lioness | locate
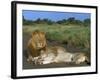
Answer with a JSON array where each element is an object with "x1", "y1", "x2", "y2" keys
[
  {"x1": 27, "y1": 30, "x2": 47, "y2": 63},
  {"x1": 34, "y1": 46, "x2": 73, "y2": 64},
  {"x1": 72, "y1": 52, "x2": 90, "y2": 64},
  {"x1": 34, "y1": 46, "x2": 90, "y2": 65}
]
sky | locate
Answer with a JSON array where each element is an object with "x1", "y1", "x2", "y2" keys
[{"x1": 22, "y1": 10, "x2": 90, "y2": 21}]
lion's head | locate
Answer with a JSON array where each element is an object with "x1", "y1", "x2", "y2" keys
[
  {"x1": 31, "y1": 30, "x2": 47, "y2": 49},
  {"x1": 27, "y1": 30, "x2": 47, "y2": 61}
]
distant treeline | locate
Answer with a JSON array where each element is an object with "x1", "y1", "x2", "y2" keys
[{"x1": 23, "y1": 16, "x2": 90, "y2": 27}]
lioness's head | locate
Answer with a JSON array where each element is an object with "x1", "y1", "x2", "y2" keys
[{"x1": 32, "y1": 30, "x2": 47, "y2": 49}]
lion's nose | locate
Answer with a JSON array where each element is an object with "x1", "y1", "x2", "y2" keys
[{"x1": 37, "y1": 43, "x2": 42, "y2": 47}]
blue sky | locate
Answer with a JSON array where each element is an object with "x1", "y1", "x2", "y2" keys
[{"x1": 22, "y1": 10, "x2": 90, "y2": 21}]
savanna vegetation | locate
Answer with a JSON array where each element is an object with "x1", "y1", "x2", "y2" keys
[{"x1": 23, "y1": 16, "x2": 90, "y2": 53}]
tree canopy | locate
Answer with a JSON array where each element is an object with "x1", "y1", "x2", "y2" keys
[{"x1": 23, "y1": 16, "x2": 90, "y2": 27}]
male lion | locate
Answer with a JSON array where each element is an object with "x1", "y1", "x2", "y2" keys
[{"x1": 27, "y1": 30, "x2": 47, "y2": 63}]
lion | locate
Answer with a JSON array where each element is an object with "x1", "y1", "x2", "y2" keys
[
  {"x1": 34, "y1": 46, "x2": 73, "y2": 64},
  {"x1": 31, "y1": 46, "x2": 66, "y2": 64},
  {"x1": 27, "y1": 30, "x2": 47, "y2": 63},
  {"x1": 72, "y1": 52, "x2": 90, "y2": 64},
  {"x1": 34, "y1": 46, "x2": 90, "y2": 65}
]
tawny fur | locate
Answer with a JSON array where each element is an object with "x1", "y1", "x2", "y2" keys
[
  {"x1": 27, "y1": 30, "x2": 47, "y2": 63},
  {"x1": 34, "y1": 46, "x2": 89, "y2": 65}
]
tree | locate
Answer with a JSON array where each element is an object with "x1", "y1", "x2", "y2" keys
[
  {"x1": 74, "y1": 20, "x2": 83, "y2": 25},
  {"x1": 43, "y1": 19, "x2": 54, "y2": 25},
  {"x1": 83, "y1": 18, "x2": 90, "y2": 27},
  {"x1": 67, "y1": 17, "x2": 75, "y2": 24},
  {"x1": 34, "y1": 18, "x2": 41, "y2": 23},
  {"x1": 57, "y1": 19, "x2": 67, "y2": 24},
  {"x1": 23, "y1": 16, "x2": 33, "y2": 25}
]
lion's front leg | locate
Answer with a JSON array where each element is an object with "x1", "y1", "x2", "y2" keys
[{"x1": 27, "y1": 55, "x2": 33, "y2": 64}]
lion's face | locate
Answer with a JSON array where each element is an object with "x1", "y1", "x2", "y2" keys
[{"x1": 32, "y1": 30, "x2": 47, "y2": 49}]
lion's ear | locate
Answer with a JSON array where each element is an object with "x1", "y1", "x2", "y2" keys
[
  {"x1": 31, "y1": 31, "x2": 36, "y2": 37},
  {"x1": 31, "y1": 31, "x2": 35, "y2": 37},
  {"x1": 41, "y1": 31, "x2": 46, "y2": 35},
  {"x1": 31, "y1": 30, "x2": 39, "y2": 37}
]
